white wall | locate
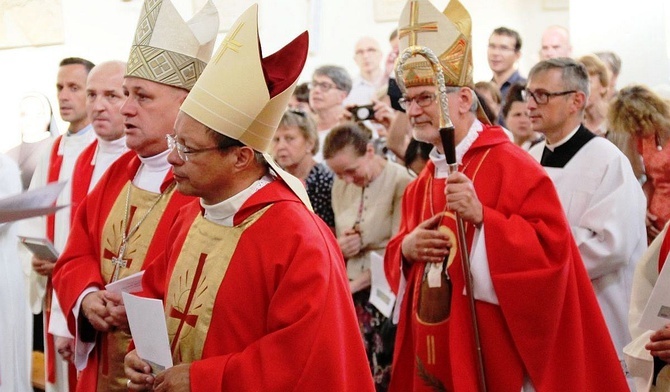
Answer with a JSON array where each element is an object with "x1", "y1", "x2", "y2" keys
[{"x1": 1, "y1": 0, "x2": 667, "y2": 152}]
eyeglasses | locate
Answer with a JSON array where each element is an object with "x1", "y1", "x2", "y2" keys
[
  {"x1": 309, "y1": 81, "x2": 339, "y2": 92},
  {"x1": 398, "y1": 93, "x2": 438, "y2": 110},
  {"x1": 166, "y1": 134, "x2": 221, "y2": 162},
  {"x1": 522, "y1": 89, "x2": 577, "y2": 105}
]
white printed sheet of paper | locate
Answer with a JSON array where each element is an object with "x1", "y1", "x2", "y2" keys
[
  {"x1": 640, "y1": 262, "x2": 670, "y2": 331},
  {"x1": 122, "y1": 292, "x2": 173, "y2": 373},
  {"x1": 0, "y1": 181, "x2": 67, "y2": 223},
  {"x1": 105, "y1": 271, "x2": 145, "y2": 294},
  {"x1": 368, "y1": 251, "x2": 396, "y2": 318}
]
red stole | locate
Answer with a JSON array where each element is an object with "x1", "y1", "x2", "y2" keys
[
  {"x1": 70, "y1": 140, "x2": 98, "y2": 220},
  {"x1": 44, "y1": 136, "x2": 78, "y2": 391}
]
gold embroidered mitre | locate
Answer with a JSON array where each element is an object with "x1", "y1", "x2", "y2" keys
[
  {"x1": 180, "y1": 4, "x2": 313, "y2": 210},
  {"x1": 396, "y1": 0, "x2": 473, "y2": 89},
  {"x1": 126, "y1": 0, "x2": 219, "y2": 91},
  {"x1": 181, "y1": 4, "x2": 308, "y2": 153}
]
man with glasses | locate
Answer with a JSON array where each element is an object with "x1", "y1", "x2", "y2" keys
[
  {"x1": 385, "y1": 1, "x2": 628, "y2": 390},
  {"x1": 124, "y1": 5, "x2": 374, "y2": 391},
  {"x1": 308, "y1": 65, "x2": 352, "y2": 162},
  {"x1": 51, "y1": 1, "x2": 218, "y2": 390},
  {"x1": 527, "y1": 57, "x2": 646, "y2": 389}
]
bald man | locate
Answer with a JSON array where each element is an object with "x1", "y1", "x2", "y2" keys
[
  {"x1": 540, "y1": 25, "x2": 572, "y2": 60},
  {"x1": 344, "y1": 36, "x2": 385, "y2": 106}
]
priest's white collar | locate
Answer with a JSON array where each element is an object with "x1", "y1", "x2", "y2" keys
[
  {"x1": 98, "y1": 136, "x2": 127, "y2": 153},
  {"x1": 133, "y1": 149, "x2": 171, "y2": 192},
  {"x1": 66, "y1": 124, "x2": 93, "y2": 137},
  {"x1": 545, "y1": 125, "x2": 580, "y2": 152},
  {"x1": 90, "y1": 136, "x2": 127, "y2": 164},
  {"x1": 202, "y1": 173, "x2": 275, "y2": 227},
  {"x1": 429, "y1": 119, "x2": 483, "y2": 179}
]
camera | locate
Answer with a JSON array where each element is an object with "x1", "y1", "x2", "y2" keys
[{"x1": 348, "y1": 104, "x2": 375, "y2": 122}]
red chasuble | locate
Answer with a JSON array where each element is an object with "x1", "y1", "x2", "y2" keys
[
  {"x1": 385, "y1": 126, "x2": 629, "y2": 391},
  {"x1": 52, "y1": 150, "x2": 195, "y2": 391},
  {"x1": 140, "y1": 179, "x2": 375, "y2": 392}
]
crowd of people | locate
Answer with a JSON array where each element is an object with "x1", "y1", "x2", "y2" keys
[{"x1": 2, "y1": 0, "x2": 670, "y2": 391}]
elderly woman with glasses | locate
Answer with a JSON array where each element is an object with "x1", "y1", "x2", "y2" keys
[
  {"x1": 271, "y1": 110, "x2": 335, "y2": 230},
  {"x1": 324, "y1": 122, "x2": 412, "y2": 390}
]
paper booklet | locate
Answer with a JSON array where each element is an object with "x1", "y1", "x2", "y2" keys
[
  {"x1": 123, "y1": 292, "x2": 173, "y2": 374},
  {"x1": 105, "y1": 271, "x2": 145, "y2": 294},
  {"x1": 18, "y1": 236, "x2": 59, "y2": 261},
  {"x1": 0, "y1": 181, "x2": 68, "y2": 223},
  {"x1": 640, "y1": 260, "x2": 670, "y2": 331}
]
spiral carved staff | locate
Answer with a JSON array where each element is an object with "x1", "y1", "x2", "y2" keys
[{"x1": 395, "y1": 45, "x2": 487, "y2": 392}]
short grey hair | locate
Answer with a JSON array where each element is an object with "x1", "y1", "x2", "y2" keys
[
  {"x1": 313, "y1": 65, "x2": 352, "y2": 94},
  {"x1": 444, "y1": 86, "x2": 478, "y2": 113},
  {"x1": 528, "y1": 57, "x2": 590, "y2": 101}
]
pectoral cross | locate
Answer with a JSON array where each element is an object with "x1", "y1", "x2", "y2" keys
[
  {"x1": 398, "y1": 1, "x2": 438, "y2": 47},
  {"x1": 110, "y1": 246, "x2": 128, "y2": 283},
  {"x1": 170, "y1": 252, "x2": 208, "y2": 353}
]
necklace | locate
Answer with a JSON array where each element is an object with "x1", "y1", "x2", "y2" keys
[{"x1": 110, "y1": 178, "x2": 176, "y2": 282}]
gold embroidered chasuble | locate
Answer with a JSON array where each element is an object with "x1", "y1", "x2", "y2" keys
[
  {"x1": 166, "y1": 206, "x2": 269, "y2": 364},
  {"x1": 96, "y1": 182, "x2": 177, "y2": 391}
]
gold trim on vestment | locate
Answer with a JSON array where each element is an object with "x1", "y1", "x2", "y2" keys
[
  {"x1": 166, "y1": 205, "x2": 270, "y2": 364},
  {"x1": 97, "y1": 181, "x2": 178, "y2": 390}
]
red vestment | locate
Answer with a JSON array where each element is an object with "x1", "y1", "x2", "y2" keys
[
  {"x1": 70, "y1": 140, "x2": 98, "y2": 217},
  {"x1": 140, "y1": 179, "x2": 375, "y2": 391},
  {"x1": 53, "y1": 151, "x2": 194, "y2": 391},
  {"x1": 385, "y1": 126, "x2": 628, "y2": 391}
]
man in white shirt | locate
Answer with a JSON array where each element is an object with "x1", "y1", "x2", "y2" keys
[
  {"x1": 527, "y1": 57, "x2": 647, "y2": 389},
  {"x1": 344, "y1": 36, "x2": 385, "y2": 106}
]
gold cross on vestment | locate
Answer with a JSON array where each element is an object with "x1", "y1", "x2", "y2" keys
[
  {"x1": 214, "y1": 22, "x2": 244, "y2": 64},
  {"x1": 170, "y1": 252, "x2": 208, "y2": 353},
  {"x1": 398, "y1": 1, "x2": 438, "y2": 47}
]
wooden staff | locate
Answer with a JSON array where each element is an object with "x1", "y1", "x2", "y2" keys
[{"x1": 396, "y1": 45, "x2": 487, "y2": 392}]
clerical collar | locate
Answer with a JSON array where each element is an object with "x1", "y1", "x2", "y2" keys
[
  {"x1": 202, "y1": 174, "x2": 275, "y2": 227},
  {"x1": 66, "y1": 124, "x2": 93, "y2": 137},
  {"x1": 98, "y1": 136, "x2": 127, "y2": 154},
  {"x1": 429, "y1": 119, "x2": 483, "y2": 179},
  {"x1": 134, "y1": 149, "x2": 171, "y2": 192},
  {"x1": 138, "y1": 149, "x2": 171, "y2": 172},
  {"x1": 90, "y1": 136, "x2": 128, "y2": 165},
  {"x1": 540, "y1": 125, "x2": 596, "y2": 168},
  {"x1": 544, "y1": 125, "x2": 580, "y2": 151}
]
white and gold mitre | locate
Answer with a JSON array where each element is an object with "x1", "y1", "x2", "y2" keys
[
  {"x1": 180, "y1": 4, "x2": 308, "y2": 153},
  {"x1": 397, "y1": 0, "x2": 473, "y2": 88},
  {"x1": 126, "y1": 0, "x2": 219, "y2": 91}
]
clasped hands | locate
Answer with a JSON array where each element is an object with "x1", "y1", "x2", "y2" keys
[
  {"x1": 125, "y1": 350, "x2": 191, "y2": 392},
  {"x1": 402, "y1": 172, "x2": 483, "y2": 264},
  {"x1": 81, "y1": 290, "x2": 129, "y2": 333}
]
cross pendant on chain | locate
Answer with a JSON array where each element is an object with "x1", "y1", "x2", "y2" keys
[{"x1": 110, "y1": 243, "x2": 128, "y2": 282}]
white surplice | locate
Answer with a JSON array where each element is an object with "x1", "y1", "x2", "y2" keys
[
  {"x1": 530, "y1": 134, "x2": 647, "y2": 390},
  {"x1": 0, "y1": 154, "x2": 31, "y2": 391}
]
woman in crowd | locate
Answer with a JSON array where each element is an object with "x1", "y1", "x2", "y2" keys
[
  {"x1": 504, "y1": 83, "x2": 543, "y2": 150},
  {"x1": 324, "y1": 122, "x2": 412, "y2": 391},
  {"x1": 272, "y1": 110, "x2": 335, "y2": 230},
  {"x1": 608, "y1": 85, "x2": 670, "y2": 242},
  {"x1": 579, "y1": 54, "x2": 611, "y2": 136}
]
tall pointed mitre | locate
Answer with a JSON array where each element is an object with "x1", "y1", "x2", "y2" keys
[
  {"x1": 126, "y1": 0, "x2": 219, "y2": 91},
  {"x1": 396, "y1": 0, "x2": 473, "y2": 89},
  {"x1": 181, "y1": 4, "x2": 312, "y2": 208}
]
